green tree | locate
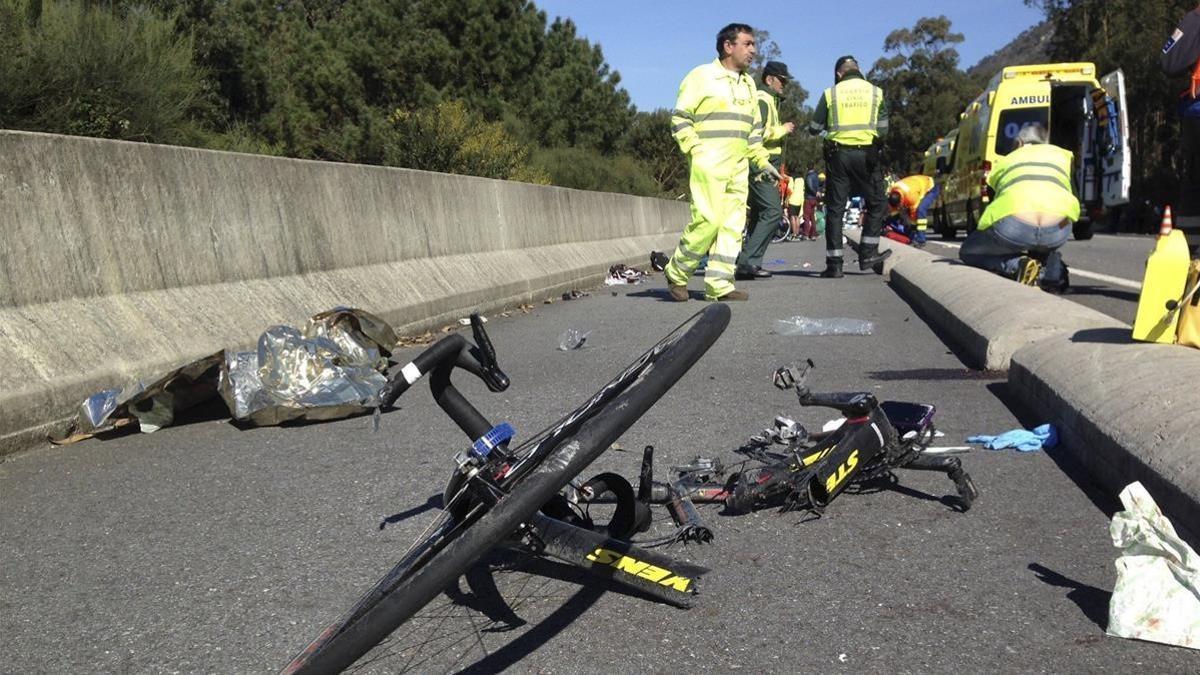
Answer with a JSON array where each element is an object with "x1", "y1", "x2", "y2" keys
[
  {"x1": 868, "y1": 16, "x2": 976, "y2": 173},
  {"x1": 0, "y1": 0, "x2": 210, "y2": 143},
  {"x1": 618, "y1": 109, "x2": 688, "y2": 198},
  {"x1": 514, "y1": 17, "x2": 633, "y2": 152},
  {"x1": 385, "y1": 100, "x2": 548, "y2": 183},
  {"x1": 1026, "y1": 0, "x2": 1196, "y2": 206}
]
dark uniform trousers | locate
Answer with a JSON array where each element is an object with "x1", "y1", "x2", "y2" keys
[
  {"x1": 1178, "y1": 116, "x2": 1200, "y2": 249},
  {"x1": 737, "y1": 156, "x2": 784, "y2": 271},
  {"x1": 823, "y1": 143, "x2": 886, "y2": 268}
]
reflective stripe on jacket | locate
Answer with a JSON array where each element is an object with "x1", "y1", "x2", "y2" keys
[
  {"x1": 822, "y1": 78, "x2": 883, "y2": 146},
  {"x1": 671, "y1": 60, "x2": 770, "y2": 176},
  {"x1": 978, "y1": 143, "x2": 1080, "y2": 230}
]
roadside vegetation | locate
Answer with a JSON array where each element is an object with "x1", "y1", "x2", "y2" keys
[{"x1": 0, "y1": 0, "x2": 1192, "y2": 205}]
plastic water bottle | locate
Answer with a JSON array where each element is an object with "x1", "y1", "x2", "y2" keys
[
  {"x1": 774, "y1": 317, "x2": 874, "y2": 336},
  {"x1": 558, "y1": 329, "x2": 592, "y2": 350}
]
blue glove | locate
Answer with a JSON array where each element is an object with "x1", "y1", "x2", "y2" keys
[{"x1": 967, "y1": 424, "x2": 1058, "y2": 452}]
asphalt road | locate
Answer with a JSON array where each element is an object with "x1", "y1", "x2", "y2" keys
[
  {"x1": 922, "y1": 233, "x2": 1153, "y2": 325},
  {"x1": 3, "y1": 238, "x2": 1197, "y2": 673}
]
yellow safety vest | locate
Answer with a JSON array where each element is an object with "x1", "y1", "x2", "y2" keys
[
  {"x1": 822, "y1": 78, "x2": 883, "y2": 146},
  {"x1": 756, "y1": 89, "x2": 786, "y2": 159},
  {"x1": 978, "y1": 143, "x2": 1080, "y2": 230},
  {"x1": 671, "y1": 60, "x2": 770, "y2": 177}
]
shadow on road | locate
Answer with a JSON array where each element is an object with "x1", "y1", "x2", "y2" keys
[
  {"x1": 625, "y1": 288, "x2": 698, "y2": 302},
  {"x1": 983, "y1": 382, "x2": 1120, "y2": 518},
  {"x1": 1028, "y1": 563, "x2": 1111, "y2": 631},
  {"x1": 378, "y1": 493, "x2": 443, "y2": 529},
  {"x1": 868, "y1": 367, "x2": 1005, "y2": 382},
  {"x1": 1069, "y1": 327, "x2": 1135, "y2": 345},
  {"x1": 357, "y1": 546, "x2": 687, "y2": 674},
  {"x1": 1066, "y1": 285, "x2": 1140, "y2": 303},
  {"x1": 889, "y1": 281, "x2": 984, "y2": 369}
]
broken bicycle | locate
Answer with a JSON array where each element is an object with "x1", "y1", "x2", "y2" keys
[{"x1": 281, "y1": 305, "x2": 730, "y2": 673}]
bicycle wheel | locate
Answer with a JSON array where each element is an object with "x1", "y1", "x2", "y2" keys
[
  {"x1": 282, "y1": 304, "x2": 730, "y2": 673},
  {"x1": 771, "y1": 217, "x2": 791, "y2": 244}
]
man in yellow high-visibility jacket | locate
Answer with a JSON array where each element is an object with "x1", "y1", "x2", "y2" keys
[
  {"x1": 736, "y1": 60, "x2": 796, "y2": 280},
  {"x1": 808, "y1": 55, "x2": 891, "y2": 278},
  {"x1": 665, "y1": 23, "x2": 778, "y2": 302},
  {"x1": 960, "y1": 123, "x2": 1079, "y2": 290}
]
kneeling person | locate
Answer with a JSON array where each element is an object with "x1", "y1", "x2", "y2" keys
[
  {"x1": 886, "y1": 174, "x2": 937, "y2": 247},
  {"x1": 959, "y1": 124, "x2": 1078, "y2": 290}
]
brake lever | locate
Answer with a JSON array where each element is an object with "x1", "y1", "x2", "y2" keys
[{"x1": 470, "y1": 313, "x2": 510, "y2": 392}]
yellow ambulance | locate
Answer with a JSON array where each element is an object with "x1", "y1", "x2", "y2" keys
[{"x1": 928, "y1": 63, "x2": 1129, "y2": 241}]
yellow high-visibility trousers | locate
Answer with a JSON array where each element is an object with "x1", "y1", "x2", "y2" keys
[{"x1": 665, "y1": 164, "x2": 749, "y2": 300}]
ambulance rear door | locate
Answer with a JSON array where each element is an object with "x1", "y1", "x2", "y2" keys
[{"x1": 1095, "y1": 69, "x2": 1131, "y2": 207}]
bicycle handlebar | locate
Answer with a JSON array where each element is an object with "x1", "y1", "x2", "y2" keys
[
  {"x1": 773, "y1": 363, "x2": 877, "y2": 417},
  {"x1": 378, "y1": 314, "x2": 510, "y2": 441}
]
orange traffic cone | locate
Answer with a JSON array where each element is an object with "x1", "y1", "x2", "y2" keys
[
  {"x1": 1159, "y1": 205, "x2": 1175, "y2": 236},
  {"x1": 1134, "y1": 205, "x2": 1191, "y2": 342}
]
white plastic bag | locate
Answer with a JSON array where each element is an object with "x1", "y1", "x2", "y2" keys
[{"x1": 1106, "y1": 481, "x2": 1200, "y2": 650}]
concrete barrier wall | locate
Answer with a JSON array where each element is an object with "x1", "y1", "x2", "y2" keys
[{"x1": 0, "y1": 130, "x2": 687, "y2": 455}]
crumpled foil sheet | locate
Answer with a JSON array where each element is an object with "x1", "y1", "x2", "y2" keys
[
  {"x1": 218, "y1": 309, "x2": 394, "y2": 426},
  {"x1": 52, "y1": 307, "x2": 398, "y2": 441}
]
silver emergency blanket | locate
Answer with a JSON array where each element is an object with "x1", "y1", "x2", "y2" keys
[
  {"x1": 53, "y1": 307, "x2": 399, "y2": 441},
  {"x1": 217, "y1": 308, "x2": 395, "y2": 426},
  {"x1": 51, "y1": 352, "x2": 224, "y2": 443}
]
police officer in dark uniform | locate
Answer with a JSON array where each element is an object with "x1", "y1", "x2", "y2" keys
[
  {"x1": 808, "y1": 56, "x2": 891, "y2": 277},
  {"x1": 1163, "y1": 4, "x2": 1200, "y2": 248}
]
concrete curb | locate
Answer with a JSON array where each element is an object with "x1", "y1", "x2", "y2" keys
[
  {"x1": 1010, "y1": 334, "x2": 1200, "y2": 544},
  {"x1": 852, "y1": 231, "x2": 1199, "y2": 538}
]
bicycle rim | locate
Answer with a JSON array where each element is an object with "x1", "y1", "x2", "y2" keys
[{"x1": 281, "y1": 304, "x2": 730, "y2": 674}]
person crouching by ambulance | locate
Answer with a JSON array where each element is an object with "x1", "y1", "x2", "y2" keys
[
  {"x1": 959, "y1": 123, "x2": 1078, "y2": 292},
  {"x1": 885, "y1": 174, "x2": 938, "y2": 247}
]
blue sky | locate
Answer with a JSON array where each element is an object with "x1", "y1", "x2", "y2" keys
[{"x1": 533, "y1": 1, "x2": 1047, "y2": 111}]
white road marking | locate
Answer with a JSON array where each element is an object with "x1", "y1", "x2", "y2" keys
[{"x1": 923, "y1": 241, "x2": 1143, "y2": 290}]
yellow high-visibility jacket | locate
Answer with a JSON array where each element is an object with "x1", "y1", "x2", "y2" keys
[
  {"x1": 821, "y1": 77, "x2": 884, "y2": 146},
  {"x1": 671, "y1": 60, "x2": 771, "y2": 178},
  {"x1": 978, "y1": 143, "x2": 1080, "y2": 229},
  {"x1": 756, "y1": 87, "x2": 787, "y2": 160}
]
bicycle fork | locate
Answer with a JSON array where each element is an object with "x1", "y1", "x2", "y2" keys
[{"x1": 904, "y1": 453, "x2": 979, "y2": 510}]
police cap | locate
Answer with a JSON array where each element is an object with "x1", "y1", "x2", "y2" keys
[{"x1": 763, "y1": 61, "x2": 792, "y2": 81}]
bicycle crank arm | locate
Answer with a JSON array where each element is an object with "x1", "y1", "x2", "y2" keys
[{"x1": 516, "y1": 512, "x2": 707, "y2": 608}]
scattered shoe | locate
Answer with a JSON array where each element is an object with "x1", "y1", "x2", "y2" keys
[
  {"x1": 714, "y1": 289, "x2": 749, "y2": 301},
  {"x1": 857, "y1": 248, "x2": 892, "y2": 271},
  {"x1": 649, "y1": 251, "x2": 669, "y2": 272},
  {"x1": 1015, "y1": 256, "x2": 1041, "y2": 286},
  {"x1": 668, "y1": 284, "x2": 689, "y2": 302},
  {"x1": 820, "y1": 265, "x2": 844, "y2": 278}
]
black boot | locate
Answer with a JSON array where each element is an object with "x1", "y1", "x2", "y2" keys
[
  {"x1": 820, "y1": 263, "x2": 844, "y2": 278},
  {"x1": 857, "y1": 246, "x2": 892, "y2": 272}
]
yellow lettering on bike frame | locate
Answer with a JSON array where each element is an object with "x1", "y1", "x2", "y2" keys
[
  {"x1": 585, "y1": 548, "x2": 694, "y2": 592},
  {"x1": 824, "y1": 449, "x2": 860, "y2": 494}
]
